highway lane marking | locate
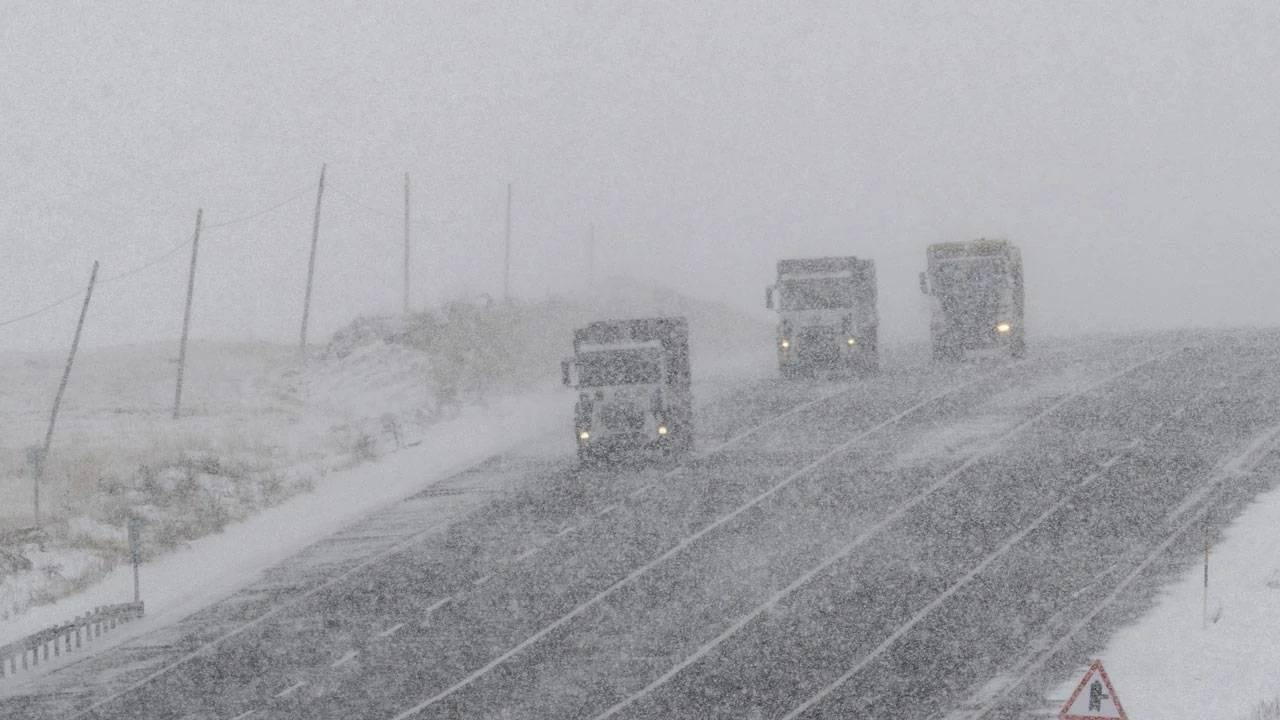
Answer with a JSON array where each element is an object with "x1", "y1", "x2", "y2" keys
[
  {"x1": 60, "y1": 366, "x2": 984, "y2": 720},
  {"x1": 968, "y1": 485, "x2": 1230, "y2": 719},
  {"x1": 960, "y1": 430, "x2": 1280, "y2": 719},
  {"x1": 1100, "y1": 455, "x2": 1121, "y2": 469},
  {"x1": 426, "y1": 597, "x2": 452, "y2": 614},
  {"x1": 588, "y1": 349, "x2": 1183, "y2": 720},
  {"x1": 386, "y1": 370, "x2": 1022, "y2": 720},
  {"x1": 597, "y1": 504, "x2": 618, "y2": 517},
  {"x1": 331, "y1": 651, "x2": 359, "y2": 668},
  {"x1": 473, "y1": 574, "x2": 493, "y2": 586},
  {"x1": 556, "y1": 523, "x2": 574, "y2": 536},
  {"x1": 1149, "y1": 420, "x2": 1165, "y2": 434},
  {"x1": 1165, "y1": 422, "x2": 1280, "y2": 526},
  {"x1": 376, "y1": 623, "x2": 406, "y2": 639},
  {"x1": 275, "y1": 681, "x2": 305, "y2": 698},
  {"x1": 64, "y1": 455, "x2": 537, "y2": 720},
  {"x1": 776, "y1": 441, "x2": 1144, "y2": 720},
  {"x1": 1124, "y1": 438, "x2": 1141, "y2": 450},
  {"x1": 230, "y1": 711, "x2": 257, "y2": 720},
  {"x1": 951, "y1": 382, "x2": 1236, "y2": 720},
  {"x1": 514, "y1": 547, "x2": 540, "y2": 561}
]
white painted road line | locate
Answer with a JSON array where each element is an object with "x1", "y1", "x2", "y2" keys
[
  {"x1": 1100, "y1": 456, "x2": 1121, "y2": 469},
  {"x1": 586, "y1": 350, "x2": 1181, "y2": 720},
  {"x1": 331, "y1": 651, "x2": 359, "y2": 668},
  {"x1": 556, "y1": 524, "x2": 574, "y2": 536},
  {"x1": 384, "y1": 369, "x2": 1041, "y2": 720},
  {"x1": 425, "y1": 597, "x2": 451, "y2": 614},
  {"x1": 274, "y1": 681, "x2": 305, "y2": 698},
  {"x1": 473, "y1": 574, "x2": 493, "y2": 586},
  {"x1": 514, "y1": 547, "x2": 540, "y2": 561},
  {"x1": 375, "y1": 623, "x2": 405, "y2": 639},
  {"x1": 230, "y1": 711, "x2": 257, "y2": 720},
  {"x1": 597, "y1": 504, "x2": 618, "y2": 517}
]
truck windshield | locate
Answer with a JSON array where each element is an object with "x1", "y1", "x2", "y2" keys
[
  {"x1": 779, "y1": 278, "x2": 853, "y2": 311},
  {"x1": 932, "y1": 258, "x2": 1003, "y2": 298},
  {"x1": 577, "y1": 349, "x2": 663, "y2": 387}
]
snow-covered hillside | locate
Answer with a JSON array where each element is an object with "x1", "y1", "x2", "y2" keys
[{"x1": 0, "y1": 283, "x2": 771, "y2": 625}]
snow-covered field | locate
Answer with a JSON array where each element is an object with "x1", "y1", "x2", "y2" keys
[{"x1": 0, "y1": 283, "x2": 771, "y2": 632}]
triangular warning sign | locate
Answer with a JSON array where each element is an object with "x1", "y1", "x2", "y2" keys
[{"x1": 1059, "y1": 660, "x2": 1128, "y2": 720}]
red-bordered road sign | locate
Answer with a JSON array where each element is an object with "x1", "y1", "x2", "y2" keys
[{"x1": 1059, "y1": 659, "x2": 1128, "y2": 720}]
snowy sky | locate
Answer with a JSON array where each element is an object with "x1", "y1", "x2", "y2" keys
[{"x1": 4, "y1": 1, "x2": 1280, "y2": 350}]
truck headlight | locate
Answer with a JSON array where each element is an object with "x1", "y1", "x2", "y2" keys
[
  {"x1": 846, "y1": 337, "x2": 856, "y2": 346},
  {"x1": 780, "y1": 339, "x2": 790, "y2": 349},
  {"x1": 657, "y1": 425, "x2": 668, "y2": 436},
  {"x1": 996, "y1": 322, "x2": 1012, "y2": 334},
  {"x1": 578, "y1": 431, "x2": 590, "y2": 441}
]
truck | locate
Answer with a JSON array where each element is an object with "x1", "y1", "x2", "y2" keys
[
  {"x1": 919, "y1": 238, "x2": 1025, "y2": 360},
  {"x1": 561, "y1": 316, "x2": 693, "y2": 464},
  {"x1": 765, "y1": 256, "x2": 879, "y2": 377}
]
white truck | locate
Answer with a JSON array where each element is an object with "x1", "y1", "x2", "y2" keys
[
  {"x1": 561, "y1": 317, "x2": 693, "y2": 464},
  {"x1": 919, "y1": 239, "x2": 1026, "y2": 360},
  {"x1": 766, "y1": 256, "x2": 879, "y2": 377}
]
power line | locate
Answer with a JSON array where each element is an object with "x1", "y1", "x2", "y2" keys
[
  {"x1": 0, "y1": 237, "x2": 194, "y2": 329},
  {"x1": 0, "y1": 288, "x2": 87, "y2": 329},
  {"x1": 327, "y1": 182, "x2": 400, "y2": 223},
  {"x1": 0, "y1": 185, "x2": 320, "y2": 330},
  {"x1": 204, "y1": 185, "x2": 314, "y2": 229}
]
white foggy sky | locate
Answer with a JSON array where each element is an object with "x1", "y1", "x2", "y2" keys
[{"x1": 4, "y1": 1, "x2": 1280, "y2": 351}]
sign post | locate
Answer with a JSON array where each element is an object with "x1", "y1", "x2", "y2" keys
[
  {"x1": 128, "y1": 517, "x2": 142, "y2": 604},
  {"x1": 1060, "y1": 659, "x2": 1128, "y2": 720}
]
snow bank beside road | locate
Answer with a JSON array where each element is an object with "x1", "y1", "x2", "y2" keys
[
  {"x1": 0, "y1": 389, "x2": 568, "y2": 651},
  {"x1": 1049, "y1": 443, "x2": 1280, "y2": 719},
  {"x1": 0, "y1": 283, "x2": 773, "y2": 658}
]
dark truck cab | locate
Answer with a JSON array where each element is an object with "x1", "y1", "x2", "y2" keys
[
  {"x1": 766, "y1": 256, "x2": 879, "y2": 377},
  {"x1": 561, "y1": 317, "x2": 693, "y2": 463},
  {"x1": 920, "y1": 239, "x2": 1026, "y2": 360}
]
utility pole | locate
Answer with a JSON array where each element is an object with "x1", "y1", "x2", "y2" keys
[
  {"x1": 1202, "y1": 524, "x2": 1210, "y2": 629},
  {"x1": 128, "y1": 516, "x2": 142, "y2": 603},
  {"x1": 503, "y1": 181, "x2": 512, "y2": 303},
  {"x1": 299, "y1": 164, "x2": 326, "y2": 354},
  {"x1": 173, "y1": 208, "x2": 202, "y2": 419},
  {"x1": 36, "y1": 260, "x2": 99, "y2": 531},
  {"x1": 403, "y1": 172, "x2": 411, "y2": 315}
]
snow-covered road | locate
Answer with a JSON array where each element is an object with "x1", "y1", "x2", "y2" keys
[{"x1": 5, "y1": 331, "x2": 1280, "y2": 719}]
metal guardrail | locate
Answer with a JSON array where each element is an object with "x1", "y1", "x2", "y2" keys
[{"x1": 0, "y1": 601, "x2": 144, "y2": 679}]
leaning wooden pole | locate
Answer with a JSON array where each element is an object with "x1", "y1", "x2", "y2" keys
[
  {"x1": 299, "y1": 164, "x2": 326, "y2": 354},
  {"x1": 173, "y1": 208, "x2": 203, "y2": 419},
  {"x1": 403, "y1": 172, "x2": 411, "y2": 315},
  {"x1": 36, "y1": 260, "x2": 99, "y2": 530}
]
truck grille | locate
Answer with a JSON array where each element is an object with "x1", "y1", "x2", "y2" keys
[
  {"x1": 798, "y1": 327, "x2": 839, "y2": 362},
  {"x1": 601, "y1": 404, "x2": 646, "y2": 432}
]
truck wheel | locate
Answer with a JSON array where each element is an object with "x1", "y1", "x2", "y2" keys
[
  {"x1": 861, "y1": 351, "x2": 881, "y2": 375},
  {"x1": 932, "y1": 335, "x2": 959, "y2": 363},
  {"x1": 1010, "y1": 334, "x2": 1027, "y2": 359},
  {"x1": 862, "y1": 330, "x2": 880, "y2": 375}
]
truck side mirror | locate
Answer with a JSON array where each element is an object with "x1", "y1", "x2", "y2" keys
[
  {"x1": 918, "y1": 272, "x2": 929, "y2": 295},
  {"x1": 561, "y1": 359, "x2": 572, "y2": 387},
  {"x1": 765, "y1": 286, "x2": 774, "y2": 310}
]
